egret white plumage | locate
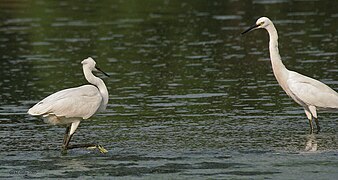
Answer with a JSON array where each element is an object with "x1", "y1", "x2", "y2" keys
[
  {"x1": 28, "y1": 57, "x2": 109, "y2": 152},
  {"x1": 242, "y1": 17, "x2": 338, "y2": 133}
]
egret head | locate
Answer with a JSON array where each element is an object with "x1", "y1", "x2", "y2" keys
[
  {"x1": 241, "y1": 17, "x2": 272, "y2": 35},
  {"x1": 82, "y1": 57, "x2": 109, "y2": 77},
  {"x1": 81, "y1": 57, "x2": 96, "y2": 70}
]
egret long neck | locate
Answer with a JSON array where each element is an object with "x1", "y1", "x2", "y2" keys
[
  {"x1": 266, "y1": 24, "x2": 288, "y2": 86},
  {"x1": 83, "y1": 67, "x2": 109, "y2": 111}
]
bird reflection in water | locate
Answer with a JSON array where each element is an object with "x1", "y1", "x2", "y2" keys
[{"x1": 304, "y1": 134, "x2": 317, "y2": 152}]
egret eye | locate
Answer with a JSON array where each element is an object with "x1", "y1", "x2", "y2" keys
[{"x1": 259, "y1": 22, "x2": 264, "y2": 26}]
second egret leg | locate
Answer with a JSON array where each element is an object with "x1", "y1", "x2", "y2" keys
[
  {"x1": 308, "y1": 118, "x2": 314, "y2": 134},
  {"x1": 304, "y1": 109, "x2": 314, "y2": 134},
  {"x1": 308, "y1": 106, "x2": 318, "y2": 134},
  {"x1": 314, "y1": 118, "x2": 320, "y2": 133}
]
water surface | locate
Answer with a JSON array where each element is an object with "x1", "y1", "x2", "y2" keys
[{"x1": 1, "y1": 0, "x2": 338, "y2": 179}]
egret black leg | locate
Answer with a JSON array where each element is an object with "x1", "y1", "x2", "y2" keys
[
  {"x1": 63, "y1": 125, "x2": 70, "y2": 145},
  {"x1": 62, "y1": 125, "x2": 73, "y2": 151},
  {"x1": 314, "y1": 118, "x2": 320, "y2": 133},
  {"x1": 308, "y1": 118, "x2": 314, "y2": 134}
]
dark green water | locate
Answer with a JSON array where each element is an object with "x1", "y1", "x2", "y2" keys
[{"x1": 1, "y1": 0, "x2": 337, "y2": 179}]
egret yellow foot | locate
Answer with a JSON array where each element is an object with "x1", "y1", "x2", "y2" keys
[{"x1": 87, "y1": 145, "x2": 108, "y2": 153}]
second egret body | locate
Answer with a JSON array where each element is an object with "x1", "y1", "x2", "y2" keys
[
  {"x1": 28, "y1": 57, "x2": 109, "y2": 152},
  {"x1": 242, "y1": 17, "x2": 338, "y2": 133}
]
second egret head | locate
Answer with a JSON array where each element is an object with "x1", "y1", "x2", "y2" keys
[{"x1": 241, "y1": 17, "x2": 272, "y2": 35}]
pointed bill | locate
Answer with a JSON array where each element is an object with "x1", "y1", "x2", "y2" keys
[
  {"x1": 241, "y1": 24, "x2": 259, "y2": 35},
  {"x1": 96, "y1": 66, "x2": 110, "y2": 77}
]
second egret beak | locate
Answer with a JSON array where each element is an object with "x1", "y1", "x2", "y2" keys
[{"x1": 241, "y1": 24, "x2": 259, "y2": 35}]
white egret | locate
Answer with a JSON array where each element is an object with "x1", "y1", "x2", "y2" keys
[
  {"x1": 242, "y1": 17, "x2": 338, "y2": 133},
  {"x1": 28, "y1": 57, "x2": 109, "y2": 153}
]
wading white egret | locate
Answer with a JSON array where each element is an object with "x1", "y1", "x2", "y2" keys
[
  {"x1": 28, "y1": 57, "x2": 109, "y2": 153},
  {"x1": 241, "y1": 17, "x2": 338, "y2": 133}
]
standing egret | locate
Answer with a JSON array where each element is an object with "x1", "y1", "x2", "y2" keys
[
  {"x1": 241, "y1": 17, "x2": 338, "y2": 133},
  {"x1": 28, "y1": 57, "x2": 109, "y2": 153}
]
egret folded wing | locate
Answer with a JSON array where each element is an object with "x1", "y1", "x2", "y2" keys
[
  {"x1": 28, "y1": 85, "x2": 102, "y2": 119},
  {"x1": 288, "y1": 73, "x2": 338, "y2": 109}
]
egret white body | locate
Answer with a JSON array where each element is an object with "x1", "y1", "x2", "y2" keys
[
  {"x1": 28, "y1": 57, "x2": 109, "y2": 151},
  {"x1": 242, "y1": 17, "x2": 338, "y2": 133}
]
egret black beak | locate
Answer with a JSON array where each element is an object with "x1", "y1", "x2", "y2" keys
[
  {"x1": 96, "y1": 66, "x2": 110, "y2": 77},
  {"x1": 241, "y1": 24, "x2": 259, "y2": 35}
]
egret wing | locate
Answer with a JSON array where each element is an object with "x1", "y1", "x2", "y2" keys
[
  {"x1": 28, "y1": 85, "x2": 102, "y2": 119},
  {"x1": 287, "y1": 72, "x2": 338, "y2": 109}
]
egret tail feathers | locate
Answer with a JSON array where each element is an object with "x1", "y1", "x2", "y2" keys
[{"x1": 27, "y1": 104, "x2": 47, "y2": 116}]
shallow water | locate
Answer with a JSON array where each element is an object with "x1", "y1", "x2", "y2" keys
[{"x1": 1, "y1": 0, "x2": 338, "y2": 179}]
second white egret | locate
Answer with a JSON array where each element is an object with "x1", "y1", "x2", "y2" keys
[{"x1": 242, "y1": 17, "x2": 338, "y2": 133}]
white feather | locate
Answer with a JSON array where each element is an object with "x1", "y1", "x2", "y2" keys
[
  {"x1": 28, "y1": 85, "x2": 102, "y2": 120},
  {"x1": 288, "y1": 71, "x2": 338, "y2": 109}
]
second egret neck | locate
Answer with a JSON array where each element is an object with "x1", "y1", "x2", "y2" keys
[{"x1": 266, "y1": 22, "x2": 290, "y2": 94}]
